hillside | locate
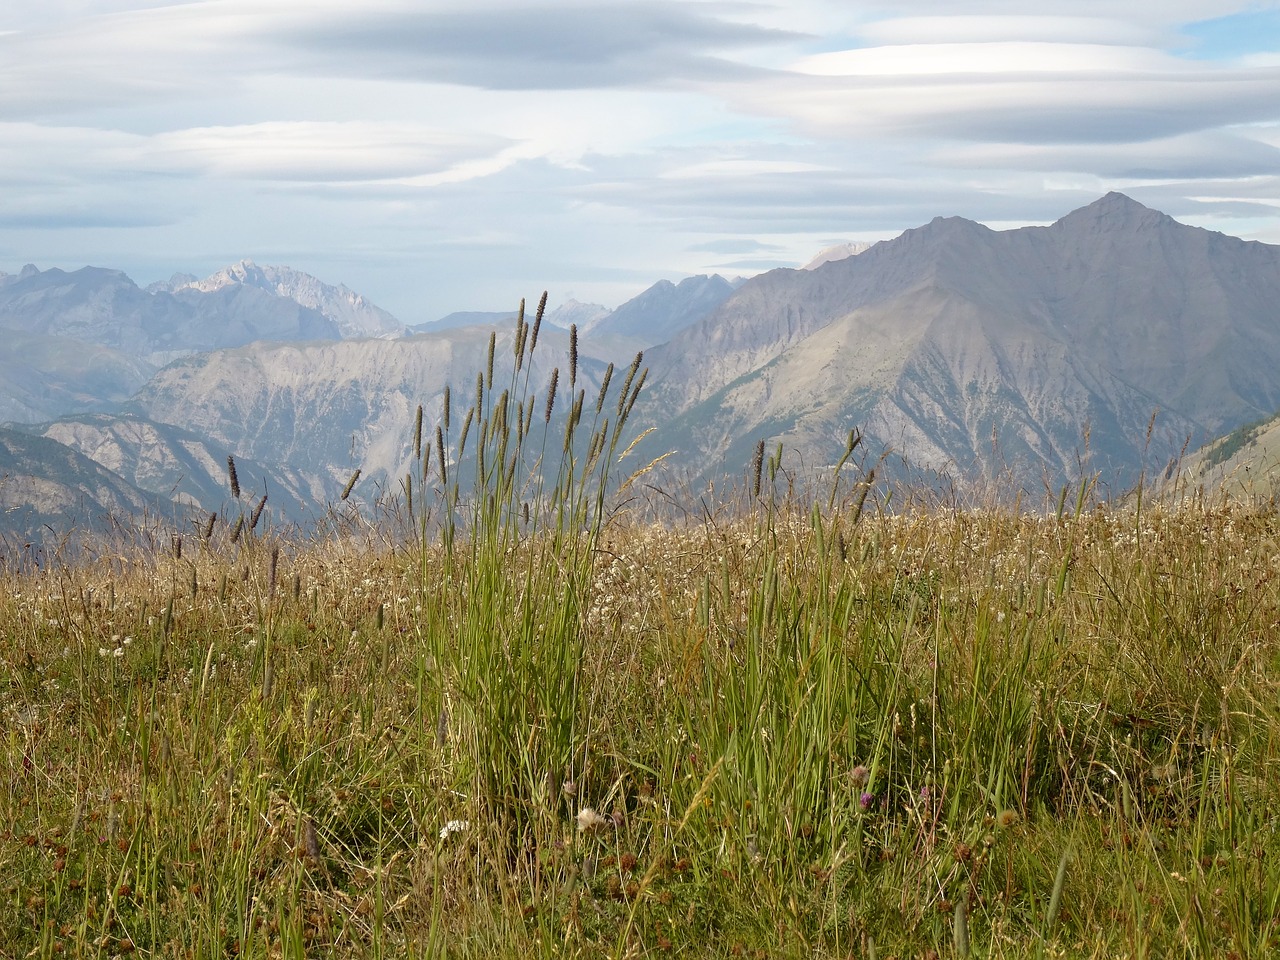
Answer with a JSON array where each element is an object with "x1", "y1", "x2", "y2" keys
[{"x1": 637, "y1": 193, "x2": 1280, "y2": 495}]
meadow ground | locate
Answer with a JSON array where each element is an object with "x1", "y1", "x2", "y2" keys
[{"x1": 3, "y1": 488, "x2": 1279, "y2": 958}]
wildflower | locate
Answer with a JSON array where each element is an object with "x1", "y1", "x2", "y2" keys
[
  {"x1": 439, "y1": 820, "x2": 469, "y2": 840},
  {"x1": 850, "y1": 765, "x2": 870, "y2": 787},
  {"x1": 576, "y1": 807, "x2": 609, "y2": 833},
  {"x1": 859, "y1": 792, "x2": 874, "y2": 811},
  {"x1": 996, "y1": 809, "x2": 1020, "y2": 830}
]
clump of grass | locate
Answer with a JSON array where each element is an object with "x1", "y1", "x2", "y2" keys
[{"x1": 4, "y1": 304, "x2": 1280, "y2": 957}]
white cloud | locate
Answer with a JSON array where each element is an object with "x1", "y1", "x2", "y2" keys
[
  {"x1": 794, "y1": 42, "x2": 1183, "y2": 76},
  {"x1": 149, "y1": 122, "x2": 510, "y2": 182},
  {"x1": 853, "y1": 15, "x2": 1165, "y2": 46}
]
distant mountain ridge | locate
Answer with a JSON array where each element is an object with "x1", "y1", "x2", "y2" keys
[
  {"x1": 636, "y1": 192, "x2": 1280, "y2": 495},
  {"x1": 173, "y1": 260, "x2": 405, "y2": 339},
  {"x1": 7, "y1": 192, "x2": 1280, "y2": 538}
]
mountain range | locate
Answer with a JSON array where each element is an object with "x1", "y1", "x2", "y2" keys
[{"x1": 4, "y1": 192, "x2": 1280, "y2": 549}]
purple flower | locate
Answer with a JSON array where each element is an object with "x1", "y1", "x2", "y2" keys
[{"x1": 859, "y1": 792, "x2": 874, "y2": 811}]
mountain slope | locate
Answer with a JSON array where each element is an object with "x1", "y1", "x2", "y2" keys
[
  {"x1": 122, "y1": 325, "x2": 584, "y2": 505},
  {"x1": 637, "y1": 193, "x2": 1280, "y2": 493},
  {"x1": 30, "y1": 413, "x2": 315, "y2": 522},
  {"x1": 0, "y1": 426, "x2": 171, "y2": 553},
  {"x1": 0, "y1": 330, "x2": 153, "y2": 423}
]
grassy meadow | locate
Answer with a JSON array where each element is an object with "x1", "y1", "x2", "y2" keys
[{"x1": 4, "y1": 310, "x2": 1280, "y2": 957}]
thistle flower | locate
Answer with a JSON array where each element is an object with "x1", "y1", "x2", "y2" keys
[
  {"x1": 850, "y1": 765, "x2": 870, "y2": 788},
  {"x1": 996, "y1": 809, "x2": 1020, "y2": 830},
  {"x1": 576, "y1": 807, "x2": 609, "y2": 833},
  {"x1": 859, "y1": 792, "x2": 874, "y2": 811}
]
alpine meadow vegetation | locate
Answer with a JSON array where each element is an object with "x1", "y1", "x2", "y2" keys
[{"x1": 3, "y1": 295, "x2": 1280, "y2": 958}]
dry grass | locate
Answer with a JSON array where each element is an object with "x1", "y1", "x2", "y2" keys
[{"x1": 3, "y1": 494, "x2": 1280, "y2": 958}]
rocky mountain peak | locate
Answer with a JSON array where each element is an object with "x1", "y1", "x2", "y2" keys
[
  {"x1": 1052, "y1": 191, "x2": 1169, "y2": 234},
  {"x1": 182, "y1": 260, "x2": 404, "y2": 339}
]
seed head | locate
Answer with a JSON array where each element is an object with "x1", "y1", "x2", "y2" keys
[
  {"x1": 569, "y1": 324, "x2": 578, "y2": 387},
  {"x1": 545, "y1": 368, "x2": 559, "y2": 423},
  {"x1": 996, "y1": 809, "x2": 1020, "y2": 830},
  {"x1": 226, "y1": 455, "x2": 241, "y2": 499},
  {"x1": 576, "y1": 807, "x2": 609, "y2": 833}
]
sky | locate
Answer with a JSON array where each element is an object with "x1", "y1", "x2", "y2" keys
[{"x1": 2, "y1": 1, "x2": 1280, "y2": 324}]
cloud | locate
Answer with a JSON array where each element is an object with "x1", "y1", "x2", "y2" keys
[
  {"x1": 686, "y1": 239, "x2": 783, "y2": 254},
  {"x1": 935, "y1": 130, "x2": 1280, "y2": 181},
  {"x1": 725, "y1": 46, "x2": 1280, "y2": 144},
  {"x1": 277, "y1": 2, "x2": 801, "y2": 90},
  {"x1": 149, "y1": 122, "x2": 512, "y2": 182},
  {"x1": 854, "y1": 15, "x2": 1167, "y2": 46},
  {"x1": 0, "y1": 119, "x2": 512, "y2": 186}
]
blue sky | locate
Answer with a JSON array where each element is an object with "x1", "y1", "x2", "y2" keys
[{"x1": 1, "y1": 1, "x2": 1279, "y2": 323}]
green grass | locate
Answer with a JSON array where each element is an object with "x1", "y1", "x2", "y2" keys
[{"x1": 4, "y1": 308, "x2": 1280, "y2": 957}]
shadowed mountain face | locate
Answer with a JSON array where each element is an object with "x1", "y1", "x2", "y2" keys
[
  {"x1": 636, "y1": 193, "x2": 1280, "y2": 495},
  {"x1": 0, "y1": 426, "x2": 169, "y2": 557}
]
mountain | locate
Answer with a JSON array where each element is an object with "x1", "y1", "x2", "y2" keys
[
  {"x1": 114, "y1": 325, "x2": 585, "y2": 508},
  {"x1": 0, "y1": 265, "x2": 341, "y2": 369},
  {"x1": 547, "y1": 299, "x2": 610, "y2": 331},
  {"x1": 1168, "y1": 409, "x2": 1280, "y2": 503},
  {"x1": 571, "y1": 276, "x2": 737, "y2": 365},
  {"x1": 177, "y1": 260, "x2": 404, "y2": 339},
  {"x1": 413, "y1": 310, "x2": 518, "y2": 333},
  {"x1": 803, "y1": 242, "x2": 874, "y2": 270},
  {"x1": 0, "y1": 261, "x2": 412, "y2": 426},
  {"x1": 9, "y1": 191, "x2": 1280, "y2": 534},
  {"x1": 26, "y1": 413, "x2": 315, "y2": 522},
  {"x1": 0, "y1": 426, "x2": 170, "y2": 555},
  {"x1": 586, "y1": 275, "x2": 736, "y2": 342},
  {"x1": 635, "y1": 192, "x2": 1280, "y2": 495},
  {"x1": 0, "y1": 330, "x2": 153, "y2": 423}
]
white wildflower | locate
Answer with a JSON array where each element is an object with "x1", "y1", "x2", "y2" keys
[{"x1": 440, "y1": 819, "x2": 469, "y2": 840}]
